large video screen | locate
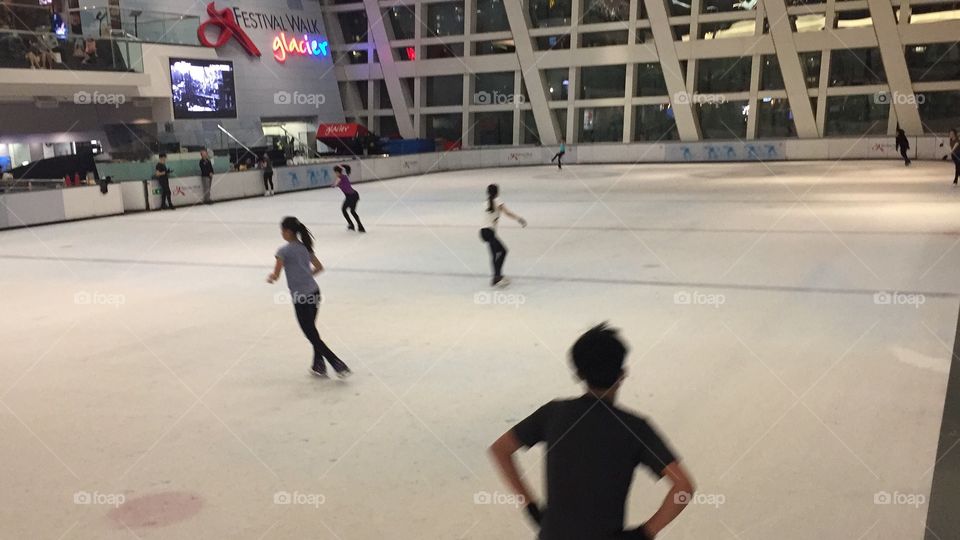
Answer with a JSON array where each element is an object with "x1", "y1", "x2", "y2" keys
[{"x1": 169, "y1": 58, "x2": 237, "y2": 120}]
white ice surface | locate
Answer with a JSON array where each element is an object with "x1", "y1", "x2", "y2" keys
[{"x1": 1, "y1": 160, "x2": 958, "y2": 539}]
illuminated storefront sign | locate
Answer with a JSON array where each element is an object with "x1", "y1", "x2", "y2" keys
[
  {"x1": 199, "y1": 2, "x2": 329, "y2": 63},
  {"x1": 272, "y1": 32, "x2": 329, "y2": 63}
]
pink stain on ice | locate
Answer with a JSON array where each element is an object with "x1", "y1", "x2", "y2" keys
[{"x1": 108, "y1": 491, "x2": 203, "y2": 529}]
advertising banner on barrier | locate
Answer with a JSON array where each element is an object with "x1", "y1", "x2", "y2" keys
[
  {"x1": 666, "y1": 142, "x2": 786, "y2": 162},
  {"x1": 274, "y1": 163, "x2": 338, "y2": 193}
]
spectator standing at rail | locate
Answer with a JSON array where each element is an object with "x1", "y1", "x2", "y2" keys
[{"x1": 199, "y1": 149, "x2": 214, "y2": 204}]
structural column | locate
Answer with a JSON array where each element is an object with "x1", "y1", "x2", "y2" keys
[
  {"x1": 761, "y1": 0, "x2": 819, "y2": 138},
  {"x1": 503, "y1": 0, "x2": 561, "y2": 145},
  {"x1": 646, "y1": 0, "x2": 700, "y2": 141},
  {"x1": 866, "y1": 0, "x2": 923, "y2": 134},
  {"x1": 363, "y1": 0, "x2": 416, "y2": 138}
]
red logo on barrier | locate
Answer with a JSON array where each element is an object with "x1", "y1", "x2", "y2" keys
[{"x1": 197, "y1": 2, "x2": 261, "y2": 57}]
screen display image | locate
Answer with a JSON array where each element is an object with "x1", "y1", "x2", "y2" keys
[{"x1": 169, "y1": 58, "x2": 238, "y2": 119}]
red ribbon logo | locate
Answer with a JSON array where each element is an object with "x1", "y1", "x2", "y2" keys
[{"x1": 197, "y1": 2, "x2": 261, "y2": 57}]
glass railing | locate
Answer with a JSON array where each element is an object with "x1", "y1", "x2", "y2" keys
[
  {"x1": 0, "y1": 29, "x2": 142, "y2": 72},
  {"x1": 0, "y1": 2, "x2": 200, "y2": 47},
  {"x1": 68, "y1": 6, "x2": 200, "y2": 46}
]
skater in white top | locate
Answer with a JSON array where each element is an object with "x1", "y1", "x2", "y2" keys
[{"x1": 480, "y1": 184, "x2": 526, "y2": 287}]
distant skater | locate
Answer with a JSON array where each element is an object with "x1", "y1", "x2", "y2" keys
[
  {"x1": 550, "y1": 138, "x2": 566, "y2": 170},
  {"x1": 267, "y1": 217, "x2": 352, "y2": 379},
  {"x1": 333, "y1": 165, "x2": 364, "y2": 232},
  {"x1": 154, "y1": 153, "x2": 174, "y2": 210},
  {"x1": 948, "y1": 129, "x2": 960, "y2": 185},
  {"x1": 261, "y1": 154, "x2": 274, "y2": 196},
  {"x1": 480, "y1": 184, "x2": 526, "y2": 287},
  {"x1": 895, "y1": 128, "x2": 911, "y2": 167},
  {"x1": 490, "y1": 323, "x2": 694, "y2": 540}
]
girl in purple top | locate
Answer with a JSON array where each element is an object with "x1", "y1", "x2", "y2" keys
[{"x1": 333, "y1": 164, "x2": 365, "y2": 233}]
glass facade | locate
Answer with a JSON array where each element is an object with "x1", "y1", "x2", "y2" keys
[{"x1": 323, "y1": 0, "x2": 960, "y2": 144}]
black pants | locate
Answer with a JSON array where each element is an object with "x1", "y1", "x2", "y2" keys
[
  {"x1": 900, "y1": 147, "x2": 911, "y2": 165},
  {"x1": 551, "y1": 151, "x2": 565, "y2": 169},
  {"x1": 263, "y1": 172, "x2": 274, "y2": 191},
  {"x1": 293, "y1": 290, "x2": 349, "y2": 373},
  {"x1": 158, "y1": 178, "x2": 173, "y2": 208},
  {"x1": 480, "y1": 227, "x2": 507, "y2": 280},
  {"x1": 342, "y1": 192, "x2": 363, "y2": 230}
]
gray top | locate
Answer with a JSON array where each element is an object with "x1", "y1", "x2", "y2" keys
[{"x1": 276, "y1": 242, "x2": 318, "y2": 296}]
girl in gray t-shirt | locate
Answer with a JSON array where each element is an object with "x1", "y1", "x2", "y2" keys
[{"x1": 267, "y1": 216, "x2": 351, "y2": 378}]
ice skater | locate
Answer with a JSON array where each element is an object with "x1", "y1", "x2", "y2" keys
[
  {"x1": 333, "y1": 165, "x2": 364, "y2": 232},
  {"x1": 261, "y1": 154, "x2": 274, "y2": 196},
  {"x1": 946, "y1": 129, "x2": 960, "y2": 185},
  {"x1": 480, "y1": 184, "x2": 526, "y2": 287},
  {"x1": 489, "y1": 323, "x2": 694, "y2": 540},
  {"x1": 267, "y1": 217, "x2": 352, "y2": 379},
  {"x1": 895, "y1": 128, "x2": 911, "y2": 167},
  {"x1": 550, "y1": 138, "x2": 566, "y2": 170}
]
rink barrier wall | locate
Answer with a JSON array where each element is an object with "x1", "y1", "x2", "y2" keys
[
  {"x1": 1, "y1": 184, "x2": 123, "y2": 229},
  {"x1": 0, "y1": 135, "x2": 950, "y2": 230}
]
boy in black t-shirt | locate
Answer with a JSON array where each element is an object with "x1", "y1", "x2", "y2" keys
[
  {"x1": 490, "y1": 324, "x2": 694, "y2": 540},
  {"x1": 154, "y1": 153, "x2": 174, "y2": 210}
]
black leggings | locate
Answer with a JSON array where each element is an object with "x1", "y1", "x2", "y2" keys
[
  {"x1": 953, "y1": 157, "x2": 960, "y2": 184},
  {"x1": 480, "y1": 227, "x2": 507, "y2": 280},
  {"x1": 342, "y1": 192, "x2": 363, "y2": 229},
  {"x1": 158, "y1": 178, "x2": 173, "y2": 208},
  {"x1": 293, "y1": 290, "x2": 349, "y2": 373},
  {"x1": 263, "y1": 172, "x2": 274, "y2": 191},
  {"x1": 551, "y1": 151, "x2": 565, "y2": 169},
  {"x1": 900, "y1": 147, "x2": 910, "y2": 165}
]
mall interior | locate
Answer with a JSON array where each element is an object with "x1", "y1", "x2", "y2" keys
[{"x1": 2, "y1": 0, "x2": 960, "y2": 539}]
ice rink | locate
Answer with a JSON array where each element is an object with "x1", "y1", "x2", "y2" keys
[{"x1": 2, "y1": 160, "x2": 959, "y2": 539}]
